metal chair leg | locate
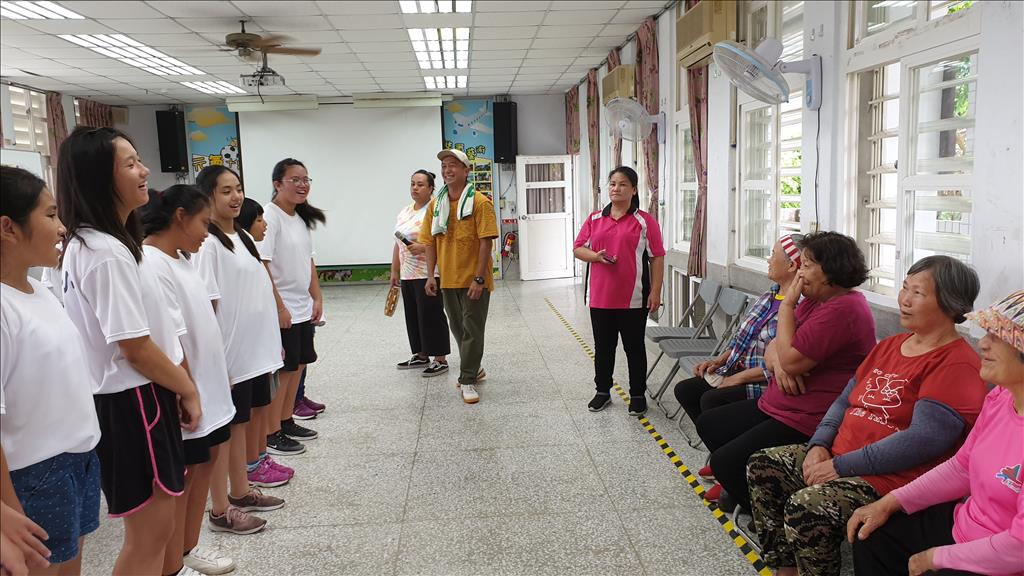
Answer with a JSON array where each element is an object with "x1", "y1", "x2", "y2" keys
[
  {"x1": 645, "y1": 350, "x2": 664, "y2": 380},
  {"x1": 648, "y1": 361, "x2": 679, "y2": 402}
]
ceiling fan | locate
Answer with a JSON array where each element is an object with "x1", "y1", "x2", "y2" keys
[{"x1": 222, "y1": 20, "x2": 322, "y2": 62}]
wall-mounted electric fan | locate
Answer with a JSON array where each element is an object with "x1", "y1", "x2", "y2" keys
[
  {"x1": 713, "y1": 38, "x2": 822, "y2": 110},
  {"x1": 605, "y1": 97, "x2": 666, "y2": 143}
]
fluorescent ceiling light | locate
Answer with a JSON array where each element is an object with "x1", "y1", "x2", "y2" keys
[
  {"x1": 59, "y1": 34, "x2": 205, "y2": 77},
  {"x1": 399, "y1": 0, "x2": 417, "y2": 13},
  {"x1": 455, "y1": 1, "x2": 472, "y2": 13},
  {"x1": 437, "y1": 0, "x2": 452, "y2": 13},
  {"x1": 0, "y1": 1, "x2": 83, "y2": 19},
  {"x1": 401, "y1": 1, "x2": 471, "y2": 14},
  {"x1": 407, "y1": 27, "x2": 470, "y2": 78},
  {"x1": 423, "y1": 75, "x2": 466, "y2": 90},
  {"x1": 181, "y1": 81, "x2": 246, "y2": 95},
  {"x1": 418, "y1": 0, "x2": 435, "y2": 13}
]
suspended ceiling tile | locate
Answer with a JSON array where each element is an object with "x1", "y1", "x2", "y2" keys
[
  {"x1": 473, "y1": 39, "x2": 533, "y2": 50},
  {"x1": 307, "y1": 61, "x2": 365, "y2": 72},
  {"x1": 536, "y1": 25, "x2": 604, "y2": 38},
  {"x1": 146, "y1": 1, "x2": 244, "y2": 18},
  {"x1": 472, "y1": 49, "x2": 527, "y2": 60},
  {"x1": 61, "y1": 1, "x2": 165, "y2": 18},
  {"x1": 514, "y1": 64, "x2": 567, "y2": 73},
  {"x1": 357, "y1": 52, "x2": 415, "y2": 62},
  {"x1": 613, "y1": 8, "x2": 660, "y2": 23},
  {"x1": 2, "y1": 35, "x2": 79, "y2": 49},
  {"x1": 229, "y1": 1, "x2": 322, "y2": 16},
  {"x1": 19, "y1": 19, "x2": 116, "y2": 34},
  {"x1": 400, "y1": 13, "x2": 472, "y2": 28},
  {"x1": 472, "y1": 59, "x2": 525, "y2": 68},
  {"x1": 543, "y1": 10, "x2": 618, "y2": 25},
  {"x1": 97, "y1": 19, "x2": 191, "y2": 33},
  {"x1": 1, "y1": 20, "x2": 44, "y2": 35},
  {"x1": 131, "y1": 33, "x2": 214, "y2": 46},
  {"x1": 21, "y1": 47, "x2": 95, "y2": 58},
  {"x1": 471, "y1": 26, "x2": 538, "y2": 40},
  {"x1": 600, "y1": 23, "x2": 640, "y2": 37},
  {"x1": 176, "y1": 18, "x2": 262, "y2": 33},
  {"x1": 325, "y1": 13, "x2": 404, "y2": 29},
  {"x1": 474, "y1": 12, "x2": 545, "y2": 27},
  {"x1": 549, "y1": 0, "x2": 624, "y2": 8},
  {"x1": 530, "y1": 37, "x2": 589, "y2": 49},
  {"x1": 254, "y1": 16, "x2": 334, "y2": 31},
  {"x1": 315, "y1": 1, "x2": 400, "y2": 15},
  {"x1": 474, "y1": 1, "x2": 551, "y2": 11},
  {"x1": 362, "y1": 60, "x2": 419, "y2": 70},
  {"x1": 340, "y1": 29, "x2": 408, "y2": 42}
]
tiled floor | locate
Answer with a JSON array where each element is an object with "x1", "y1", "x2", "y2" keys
[{"x1": 81, "y1": 278, "x2": 762, "y2": 576}]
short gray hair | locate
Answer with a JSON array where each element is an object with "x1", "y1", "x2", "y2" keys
[{"x1": 906, "y1": 256, "x2": 979, "y2": 323}]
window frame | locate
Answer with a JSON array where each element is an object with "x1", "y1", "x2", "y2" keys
[
  {"x1": 852, "y1": 1, "x2": 977, "y2": 48},
  {"x1": 673, "y1": 66, "x2": 698, "y2": 253},
  {"x1": 5, "y1": 84, "x2": 54, "y2": 186}
]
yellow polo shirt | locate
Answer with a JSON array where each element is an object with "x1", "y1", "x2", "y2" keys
[{"x1": 419, "y1": 193, "x2": 499, "y2": 291}]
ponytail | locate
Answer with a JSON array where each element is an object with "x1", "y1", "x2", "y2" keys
[{"x1": 139, "y1": 185, "x2": 209, "y2": 237}]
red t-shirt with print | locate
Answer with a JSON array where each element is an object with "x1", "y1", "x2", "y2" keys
[{"x1": 832, "y1": 333, "x2": 988, "y2": 495}]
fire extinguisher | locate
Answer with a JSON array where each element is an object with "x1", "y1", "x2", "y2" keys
[{"x1": 502, "y1": 232, "x2": 517, "y2": 257}]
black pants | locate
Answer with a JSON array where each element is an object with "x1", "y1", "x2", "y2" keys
[
  {"x1": 590, "y1": 307, "x2": 648, "y2": 397},
  {"x1": 674, "y1": 376, "x2": 747, "y2": 425},
  {"x1": 695, "y1": 399, "x2": 810, "y2": 511},
  {"x1": 852, "y1": 501, "x2": 980, "y2": 576},
  {"x1": 401, "y1": 278, "x2": 451, "y2": 357}
]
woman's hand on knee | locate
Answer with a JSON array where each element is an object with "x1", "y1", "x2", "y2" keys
[{"x1": 846, "y1": 494, "x2": 901, "y2": 543}]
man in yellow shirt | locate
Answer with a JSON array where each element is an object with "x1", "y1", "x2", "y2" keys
[{"x1": 420, "y1": 149, "x2": 499, "y2": 404}]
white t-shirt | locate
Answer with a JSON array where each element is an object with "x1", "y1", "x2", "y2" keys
[
  {"x1": 144, "y1": 246, "x2": 236, "y2": 440},
  {"x1": 194, "y1": 231, "x2": 284, "y2": 383},
  {"x1": 257, "y1": 202, "x2": 314, "y2": 323},
  {"x1": 62, "y1": 229, "x2": 184, "y2": 395},
  {"x1": 0, "y1": 277, "x2": 101, "y2": 471}
]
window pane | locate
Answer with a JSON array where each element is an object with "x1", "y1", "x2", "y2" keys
[
  {"x1": 525, "y1": 162, "x2": 564, "y2": 182},
  {"x1": 929, "y1": 0, "x2": 973, "y2": 20},
  {"x1": 865, "y1": 0, "x2": 918, "y2": 37},
  {"x1": 861, "y1": 64, "x2": 900, "y2": 295},
  {"x1": 912, "y1": 52, "x2": 977, "y2": 175},
  {"x1": 909, "y1": 189, "x2": 972, "y2": 263},
  {"x1": 743, "y1": 107, "x2": 773, "y2": 181},
  {"x1": 526, "y1": 187, "x2": 566, "y2": 214},
  {"x1": 741, "y1": 104, "x2": 773, "y2": 261},
  {"x1": 743, "y1": 188, "x2": 774, "y2": 259},
  {"x1": 779, "y1": 94, "x2": 802, "y2": 233},
  {"x1": 749, "y1": 4, "x2": 769, "y2": 46},
  {"x1": 780, "y1": 1, "x2": 804, "y2": 60}
]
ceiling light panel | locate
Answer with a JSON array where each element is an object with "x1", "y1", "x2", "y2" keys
[
  {"x1": 423, "y1": 75, "x2": 466, "y2": 90},
  {"x1": 180, "y1": 81, "x2": 246, "y2": 95},
  {"x1": 58, "y1": 33, "x2": 206, "y2": 77},
  {"x1": 401, "y1": 0, "x2": 472, "y2": 14},
  {"x1": 408, "y1": 27, "x2": 469, "y2": 70},
  {"x1": 0, "y1": 1, "x2": 83, "y2": 19}
]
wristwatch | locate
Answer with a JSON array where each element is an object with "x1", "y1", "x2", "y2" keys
[{"x1": 473, "y1": 276, "x2": 485, "y2": 285}]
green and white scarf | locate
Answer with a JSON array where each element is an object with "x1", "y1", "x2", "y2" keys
[{"x1": 431, "y1": 182, "x2": 476, "y2": 236}]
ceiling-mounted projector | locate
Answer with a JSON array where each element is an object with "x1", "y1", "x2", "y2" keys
[{"x1": 240, "y1": 69, "x2": 285, "y2": 88}]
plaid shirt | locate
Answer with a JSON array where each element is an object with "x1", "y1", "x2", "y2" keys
[{"x1": 713, "y1": 285, "x2": 783, "y2": 400}]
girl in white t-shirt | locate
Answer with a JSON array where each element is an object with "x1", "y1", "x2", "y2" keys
[
  {"x1": 257, "y1": 158, "x2": 325, "y2": 454},
  {"x1": 139, "y1": 185, "x2": 239, "y2": 576},
  {"x1": 1, "y1": 166, "x2": 102, "y2": 575},
  {"x1": 55, "y1": 126, "x2": 201, "y2": 576},
  {"x1": 195, "y1": 167, "x2": 287, "y2": 538}
]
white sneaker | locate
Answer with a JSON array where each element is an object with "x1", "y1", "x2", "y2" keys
[
  {"x1": 456, "y1": 369, "x2": 486, "y2": 389},
  {"x1": 461, "y1": 384, "x2": 480, "y2": 404},
  {"x1": 184, "y1": 546, "x2": 235, "y2": 575},
  {"x1": 176, "y1": 566, "x2": 207, "y2": 576}
]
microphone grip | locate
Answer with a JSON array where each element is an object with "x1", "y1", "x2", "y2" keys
[{"x1": 394, "y1": 231, "x2": 413, "y2": 246}]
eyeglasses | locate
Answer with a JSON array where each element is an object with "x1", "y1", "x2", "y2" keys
[{"x1": 283, "y1": 177, "x2": 312, "y2": 186}]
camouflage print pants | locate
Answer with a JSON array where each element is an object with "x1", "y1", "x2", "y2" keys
[{"x1": 747, "y1": 444, "x2": 880, "y2": 576}]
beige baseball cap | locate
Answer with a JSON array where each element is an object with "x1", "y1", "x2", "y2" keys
[{"x1": 437, "y1": 148, "x2": 471, "y2": 168}]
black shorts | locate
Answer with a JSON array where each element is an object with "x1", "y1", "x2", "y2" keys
[
  {"x1": 93, "y1": 383, "x2": 185, "y2": 517},
  {"x1": 250, "y1": 373, "x2": 272, "y2": 408},
  {"x1": 230, "y1": 379, "x2": 253, "y2": 425},
  {"x1": 281, "y1": 320, "x2": 317, "y2": 372},
  {"x1": 182, "y1": 423, "x2": 231, "y2": 466}
]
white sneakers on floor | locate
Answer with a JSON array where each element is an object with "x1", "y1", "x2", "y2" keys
[
  {"x1": 461, "y1": 384, "x2": 480, "y2": 404},
  {"x1": 184, "y1": 546, "x2": 235, "y2": 575}
]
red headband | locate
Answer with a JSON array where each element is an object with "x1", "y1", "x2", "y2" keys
[{"x1": 779, "y1": 235, "x2": 801, "y2": 267}]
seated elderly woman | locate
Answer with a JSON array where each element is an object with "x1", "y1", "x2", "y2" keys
[
  {"x1": 695, "y1": 231, "x2": 877, "y2": 510},
  {"x1": 849, "y1": 289, "x2": 1024, "y2": 576},
  {"x1": 674, "y1": 234, "x2": 803, "y2": 449},
  {"x1": 746, "y1": 256, "x2": 988, "y2": 576}
]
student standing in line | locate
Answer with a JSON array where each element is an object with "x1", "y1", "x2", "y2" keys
[
  {"x1": 195, "y1": 168, "x2": 289, "y2": 535},
  {"x1": 0, "y1": 166, "x2": 101, "y2": 576},
  {"x1": 573, "y1": 166, "x2": 666, "y2": 416},
  {"x1": 139, "y1": 186, "x2": 237, "y2": 576},
  {"x1": 258, "y1": 158, "x2": 324, "y2": 451},
  {"x1": 391, "y1": 169, "x2": 451, "y2": 376},
  {"x1": 56, "y1": 126, "x2": 200, "y2": 576},
  {"x1": 419, "y1": 149, "x2": 500, "y2": 404}
]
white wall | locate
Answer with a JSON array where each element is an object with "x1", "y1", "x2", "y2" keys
[
  {"x1": 115, "y1": 104, "x2": 179, "y2": 190},
  {"x1": 510, "y1": 94, "x2": 565, "y2": 156}
]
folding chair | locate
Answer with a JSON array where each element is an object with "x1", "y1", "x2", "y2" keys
[
  {"x1": 648, "y1": 288, "x2": 752, "y2": 407},
  {"x1": 644, "y1": 278, "x2": 721, "y2": 381}
]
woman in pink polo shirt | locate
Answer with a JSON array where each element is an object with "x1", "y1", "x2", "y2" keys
[
  {"x1": 573, "y1": 166, "x2": 665, "y2": 416},
  {"x1": 849, "y1": 290, "x2": 1024, "y2": 576}
]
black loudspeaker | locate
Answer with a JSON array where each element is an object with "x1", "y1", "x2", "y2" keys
[
  {"x1": 155, "y1": 110, "x2": 188, "y2": 173},
  {"x1": 493, "y1": 101, "x2": 517, "y2": 163}
]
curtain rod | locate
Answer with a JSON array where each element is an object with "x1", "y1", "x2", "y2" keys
[{"x1": 568, "y1": 0, "x2": 680, "y2": 93}]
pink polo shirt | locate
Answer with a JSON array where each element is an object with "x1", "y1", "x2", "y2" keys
[{"x1": 574, "y1": 205, "x2": 665, "y2": 309}]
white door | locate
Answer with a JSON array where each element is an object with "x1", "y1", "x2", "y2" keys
[{"x1": 516, "y1": 155, "x2": 575, "y2": 280}]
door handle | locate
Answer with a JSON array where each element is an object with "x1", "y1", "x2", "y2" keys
[{"x1": 520, "y1": 215, "x2": 528, "y2": 220}]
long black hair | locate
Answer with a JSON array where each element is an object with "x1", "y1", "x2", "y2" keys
[
  {"x1": 272, "y1": 158, "x2": 325, "y2": 229},
  {"x1": 139, "y1": 185, "x2": 210, "y2": 237},
  {"x1": 609, "y1": 165, "x2": 641, "y2": 211},
  {"x1": 57, "y1": 126, "x2": 144, "y2": 262},
  {"x1": 195, "y1": 164, "x2": 261, "y2": 261},
  {"x1": 1, "y1": 165, "x2": 47, "y2": 228}
]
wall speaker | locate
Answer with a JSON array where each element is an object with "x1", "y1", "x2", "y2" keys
[
  {"x1": 493, "y1": 101, "x2": 517, "y2": 164},
  {"x1": 155, "y1": 110, "x2": 188, "y2": 173}
]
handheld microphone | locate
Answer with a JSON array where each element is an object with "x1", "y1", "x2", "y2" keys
[{"x1": 394, "y1": 231, "x2": 413, "y2": 246}]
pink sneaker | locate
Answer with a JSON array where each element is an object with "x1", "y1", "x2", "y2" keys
[
  {"x1": 292, "y1": 400, "x2": 317, "y2": 421},
  {"x1": 302, "y1": 396, "x2": 326, "y2": 414},
  {"x1": 265, "y1": 456, "x2": 294, "y2": 478},
  {"x1": 247, "y1": 458, "x2": 290, "y2": 488}
]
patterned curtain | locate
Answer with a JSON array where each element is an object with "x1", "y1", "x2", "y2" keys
[
  {"x1": 607, "y1": 47, "x2": 622, "y2": 168},
  {"x1": 45, "y1": 92, "x2": 68, "y2": 161},
  {"x1": 586, "y1": 69, "x2": 601, "y2": 212},
  {"x1": 635, "y1": 17, "x2": 659, "y2": 220},
  {"x1": 565, "y1": 85, "x2": 580, "y2": 154},
  {"x1": 686, "y1": 64, "x2": 710, "y2": 278},
  {"x1": 77, "y1": 98, "x2": 112, "y2": 128}
]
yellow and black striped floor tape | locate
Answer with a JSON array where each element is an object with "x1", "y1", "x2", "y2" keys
[{"x1": 545, "y1": 298, "x2": 771, "y2": 576}]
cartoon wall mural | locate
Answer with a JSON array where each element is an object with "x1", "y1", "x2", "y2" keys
[
  {"x1": 441, "y1": 99, "x2": 494, "y2": 195},
  {"x1": 186, "y1": 105, "x2": 241, "y2": 180}
]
